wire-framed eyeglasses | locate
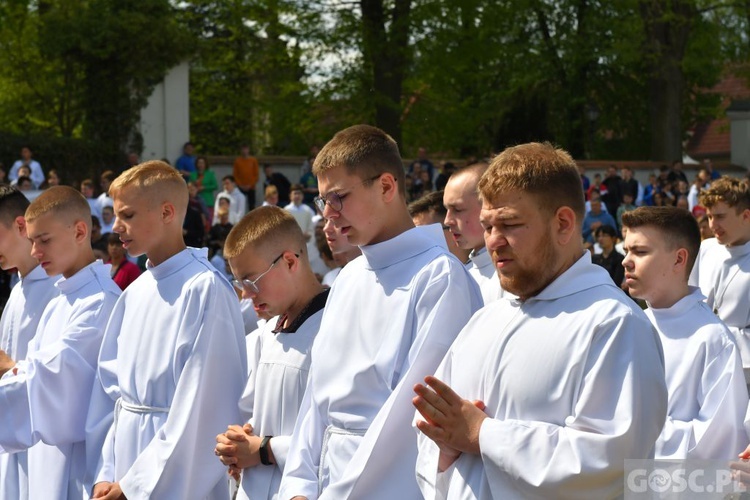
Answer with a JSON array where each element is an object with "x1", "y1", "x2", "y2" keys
[
  {"x1": 231, "y1": 252, "x2": 297, "y2": 293},
  {"x1": 314, "y1": 174, "x2": 382, "y2": 214}
]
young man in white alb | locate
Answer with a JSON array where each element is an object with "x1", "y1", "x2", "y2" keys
[
  {"x1": 413, "y1": 142, "x2": 667, "y2": 499},
  {"x1": 623, "y1": 206, "x2": 747, "y2": 460}
]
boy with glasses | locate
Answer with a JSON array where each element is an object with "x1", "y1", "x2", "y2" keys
[
  {"x1": 85, "y1": 161, "x2": 247, "y2": 500},
  {"x1": 214, "y1": 206, "x2": 328, "y2": 500},
  {"x1": 279, "y1": 124, "x2": 482, "y2": 500}
]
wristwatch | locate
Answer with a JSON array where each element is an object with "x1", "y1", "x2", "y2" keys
[{"x1": 259, "y1": 436, "x2": 273, "y2": 465}]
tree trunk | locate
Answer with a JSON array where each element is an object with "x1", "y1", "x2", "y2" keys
[
  {"x1": 639, "y1": 0, "x2": 695, "y2": 162},
  {"x1": 360, "y1": 0, "x2": 412, "y2": 146}
]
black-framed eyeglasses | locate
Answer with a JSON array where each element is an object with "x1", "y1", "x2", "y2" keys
[
  {"x1": 231, "y1": 253, "x2": 297, "y2": 293},
  {"x1": 314, "y1": 174, "x2": 382, "y2": 214}
]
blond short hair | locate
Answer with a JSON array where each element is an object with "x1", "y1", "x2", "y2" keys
[
  {"x1": 313, "y1": 124, "x2": 406, "y2": 197},
  {"x1": 224, "y1": 205, "x2": 306, "y2": 260},
  {"x1": 698, "y1": 176, "x2": 750, "y2": 212},
  {"x1": 478, "y1": 142, "x2": 585, "y2": 221},
  {"x1": 109, "y1": 160, "x2": 188, "y2": 213},
  {"x1": 26, "y1": 186, "x2": 91, "y2": 226}
]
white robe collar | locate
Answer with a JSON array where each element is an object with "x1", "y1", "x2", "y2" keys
[
  {"x1": 360, "y1": 224, "x2": 446, "y2": 270},
  {"x1": 147, "y1": 247, "x2": 208, "y2": 280},
  {"x1": 467, "y1": 246, "x2": 492, "y2": 271},
  {"x1": 21, "y1": 263, "x2": 53, "y2": 283},
  {"x1": 646, "y1": 286, "x2": 705, "y2": 320},
  {"x1": 55, "y1": 260, "x2": 110, "y2": 294},
  {"x1": 725, "y1": 238, "x2": 750, "y2": 258}
]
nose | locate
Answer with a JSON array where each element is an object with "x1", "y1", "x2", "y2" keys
[
  {"x1": 444, "y1": 210, "x2": 455, "y2": 229},
  {"x1": 484, "y1": 226, "x2": 507, "y2": 252},
  {"x1": 112, "y1": 217, "x2": 124, "y2": 234},
  {"x1": 241, "y1": 287, "x2": 256, "y2": 301},
  {"x1": 322, "y1": 201, "x2": 339, "y2": 219},
  {"x1": 30, "y1": 241, "x2": 42, "y2": 260},
  {"x1": 622, "y1": 252, "x2": 632, "y2": 269}
]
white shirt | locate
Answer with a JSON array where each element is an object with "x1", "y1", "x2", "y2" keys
[
  {"x1": 9, "y1": 160, "x2": 44, "y2": 188},
  {"x1": 415, "y1": 252, "x2": 668, "y2": 500},
  {"x1": 237, "y1": 301, "x2": 326, "y2": 500},
  {"x1": 0, "y1": 265, "x2": 59, "y2": 500},
  {"x1": 689, "y1": 238, "x2": 750, "y2": 368},
  {"x1": 97, "y1": 192, "x2": 113, "y2": 213},
  {"x1": 0, "y1": 261, "x2": 120, "y2": 500},
  {"x1": 213, "y1": 189, "x2": 247, "y2": 225},
  {"x1": 87, "y1": 198, "x2": 103, "y2": 224},
  {"x1": 465, "y1": 247, "x2": 502, "y2": 304},
  {"x1": 284, "y1": 202, "x2": 316, "y2": 237},
  {"x1": 85, "y1": 248, "x2": 248, "y2": 499},
  {"x1": 646, "y1": 288, "x2": 748, "y2": 460},
  {"x1": 278, "y1": 224, "x2": 483, "y2": 500}
]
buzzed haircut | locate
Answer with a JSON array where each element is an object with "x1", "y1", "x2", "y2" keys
[
  {"x1": 25, "y1": 186, "x2": 91, "y2": 227},
  {"x1": 265, "y1": 185, "x2": 278, "y2": 197},
  {"x1": 698, "y1": 176, "x2": 750, "y2": 213},
  {"x1": 224, "y1": 205, "x2": 307, "y2": 261},
  {"x1": 478, "y1": 142, "x2": 585, "y2": 221},
  {"x1": 408, "y1": 190, "x2": 447, "y2": 219},
  {"x1": 109, "y1": 160, "x2": 189, "y2": 215},
  {"x1": 452, "y1": 162, "x2": 489, "y2": 186},
  {"x1": 0, "y1": 185, "x2": 31, "y2": 227},
  {"x1": 622, "y1": 206, "x2": 701, "y2": 274},
  {"x1": 313, "y1": 124, "x2": 406, "y2": 197}
]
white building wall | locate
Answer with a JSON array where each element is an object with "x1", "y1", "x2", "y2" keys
[
  {"x1": 728, "y1": 109, "x2": 750, "y2": 169},
  {"x1": 139, "y1": 62, "x2": 190, "y2": 163}
]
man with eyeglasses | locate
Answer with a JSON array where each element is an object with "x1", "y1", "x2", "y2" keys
[
  {"x1": 444, "y1": 162, "x2": 503, "y2": 304},
  {"x1": 278, "y1": 125, "x2": 482, "y2": 500}
]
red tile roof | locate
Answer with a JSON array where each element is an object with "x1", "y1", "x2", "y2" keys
[{"x1": 686, "y1": 69, "x2": 750, "y2": 160}]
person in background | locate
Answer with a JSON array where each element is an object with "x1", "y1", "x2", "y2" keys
[
  {"x1": 106, "y1": 233, "x2": 141, "y2": 291},
  {"x1": 175, "y1": 142, "x2": 196, "y2": 181},
  {"x1": 187, "y1": 155, "x2": 215, "y2": 213},
  {"x1": 233, "y1": 144, "x2": 260, "y2": 210},
  {"x1": 9, "y1": 146, "x2": 44, "y2": 189},
  {"x1": 592, "y1": 224, "x2": 624, "y2": 287}
]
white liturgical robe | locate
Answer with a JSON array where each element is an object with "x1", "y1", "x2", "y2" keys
[
  {"x1": 0, "y1": 261, "x2": 120, "y2": 500},
  {"x1": 278, "y1": 224, "x2": 483, "y2": 500},
  {"x1": 465, "y1": 247, "x2": 501, "y2": 304},
  {"x1": 415, "y1": 252, "x2": 668, "y2": 500},
  {"x1": 689, "y1": 238, "x2": 750, "y2": 368},
  {"x1": 237, "y1": 299, "x2": 326, "y2": 500},
  {"x1": 86, "y1": 248, "x2": 247, "y2": 500},
  {"x1": 0, "y1": 265, "x2": 60, "y2": 500},
  {"x1": 645, "y1": 288, "x2": 748, "y2": 460}
]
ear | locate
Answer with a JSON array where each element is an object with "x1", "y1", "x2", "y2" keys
[
  {"x1": 161, "y1": 202, "x2": 176, "y2": 224},
  {"x1": 674, "y1": 247, "x2": 689, "y2": 273},
  {"x1": 742, "y1": 208, "x2": 750, "y2": 223},
  {"x1": 554, "y1": 206, "x2": 577, "y2": 245},
  {"x1": 378, "y1": 173, "x2": 399, "y2": 203},
  {"x1": 282, "y1": 250, "x2": 299, "y2": 272},
  {"x1": 73, "y1": 219, "x2": 89, "y2": 244},
  {"x1": 14, "y1": 216, "x2": 27, "y2": 238}
]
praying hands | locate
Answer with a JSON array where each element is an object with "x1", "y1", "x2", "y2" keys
[{"x1": 413, "y1": 376, "x2": 487, "y2": 472}]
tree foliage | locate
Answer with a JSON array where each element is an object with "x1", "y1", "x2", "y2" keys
[{"x1": 0, "y1": 0, "x2": 748, "y2": 162}]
